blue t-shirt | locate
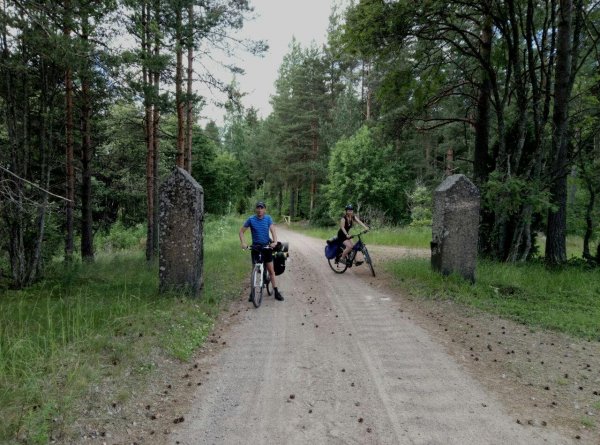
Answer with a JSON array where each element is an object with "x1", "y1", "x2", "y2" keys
[{"x1": 244, "y1": 214, "x2": 273, "y2": 245}]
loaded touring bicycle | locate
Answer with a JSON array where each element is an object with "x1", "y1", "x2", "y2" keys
[{"x1": 324, "y1": 230, "x2": 375, "y2": 277}]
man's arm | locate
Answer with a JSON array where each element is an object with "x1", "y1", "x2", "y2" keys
[
  {"x1": 269, "y1": 223, "x2": 278, "y2": 247},
  {"x1": 239, "y1": 225, "x2": 248, "y2": 249}
]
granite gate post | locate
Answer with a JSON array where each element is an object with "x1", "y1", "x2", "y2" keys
[
  {"x1": 159, "y1": 167, "x2": 204, "y2": 296},
  {"x1": 431, "y1": 174, "x2": 480, "y2": 282}
]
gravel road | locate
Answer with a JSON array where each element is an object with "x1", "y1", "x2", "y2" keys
[{"x1": 171, "y1": 228, "x2": 571, "y2": 444}]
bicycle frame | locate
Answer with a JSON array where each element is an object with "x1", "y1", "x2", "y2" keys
[
  {"x1": 348, "y1": 230, "x2": 368, "y2": 250},
  {"x1": 247, "y1": 245, "x2": 272, "y2": 307},
  {"x1": 253, "y1": 262, "x2": 264, "y2": 288},
  {"x1": 352, "y1": 238, "x2": 365, "y2": 252},
  {"x1": 327, "y1": 230, "x2": 375, "y2": 277}
]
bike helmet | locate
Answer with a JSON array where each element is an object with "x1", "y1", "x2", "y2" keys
[{"x1": 345, "y1": 204, "x2": 354, "y2": 210}]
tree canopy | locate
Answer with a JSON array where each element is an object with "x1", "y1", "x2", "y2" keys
[{"x1": 2, "y1": 0, "x2": 600, "y2": 289}]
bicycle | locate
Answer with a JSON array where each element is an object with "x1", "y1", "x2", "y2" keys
[
  {"x1": 245, "y1": 245, "x2": 273, "y2": 308},
  {"x1": 328, "y1": 230, "x2": 376, "y2": 277}
]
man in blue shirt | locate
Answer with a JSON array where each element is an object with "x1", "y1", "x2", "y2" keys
[{"x1": 239, "y1": 201, "x2": 284, "y2": 301}]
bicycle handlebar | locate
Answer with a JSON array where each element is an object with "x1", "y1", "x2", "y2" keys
[
  {"x1": 243, "y1": 245, "x2": 274, "y2": 251},
  {"x1": 350, "y1": 229, "x2": 370, "y2": 239}
]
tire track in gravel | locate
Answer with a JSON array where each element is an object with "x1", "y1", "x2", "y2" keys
[{"x1": 170, "y1": 228, "x2": 573, "y2": 445}]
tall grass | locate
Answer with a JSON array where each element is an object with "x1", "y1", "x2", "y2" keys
[
  {"x1": 0, "y1": 215, "x2": 248, "y2": 444},
  {"x1": 288, "y1": 223, "x2": 431, "y2": 249},
  {"x1": 386, "y1": 258, "x2": 600, "y2": 340}
]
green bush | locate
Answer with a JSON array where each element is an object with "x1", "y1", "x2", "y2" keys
[
  {"x1": 94, "y1": 221, "x2": 146, "y2": 252},
  {"x1": 326, "y1": 126, "x2": 411, "y2": 224},
  {"x1": 407, "y1": 182, "x2": 432, "y2": 227}
]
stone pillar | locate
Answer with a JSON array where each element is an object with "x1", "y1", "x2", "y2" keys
[
  {"x1": 431, "y1": 174, "x2": 480, "y2": 282},
  {"x1": 159, "y1": 167, "x2": 204, "y2": 296}
]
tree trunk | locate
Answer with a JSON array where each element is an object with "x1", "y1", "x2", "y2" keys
[
  {"x1": 423, "y1": 130, "x2": 432, "y2": 178},
  {"x1": 364, "y1": 60, "x2": 371, "y2": 121},
  {"x1": 507, "y1": 205, "x2": 533, "y2": 263},
  {"x1": 445, "y1": 148, "x2": 453, "y2": 176},
  {"x1": 582, "y1": 183, "x2": 595, "y2": 261},
  {"x1": 474, "y1": 8, "x2": 495, "y2": 255},
  {"x1": 142, "y1": 1, "x2": 155, "y2": 262},
  {"x1": 309, "y1": 120, "x2": 319, "y2": 218},
  {"x1": 0, "y1": 3, "x2": 57, "y2": 286},
  {"x1": 499, "y1": 0, "x2": 531, "y2": 261},
  {"x1": 152, "y1": 0, "x2": 161, "y2": 256},
  {"x1": 64, "y1": 0, "x2": 75, "y2": 261},
  {"x1": 2, "y1": 32, "x2": 43, "y2": 287},
  {"x1": 175, "y1": 7, "x2": 185, "y2": 168},
  {"x1": 525, "y1": 0, "x2": 552, "y2": 183},
  {"x1": 185, "y1": 3, "x2": 193, "y2": 173},
  {"x1": 153, "y1": 104, "x2": 160, "y2": 256},
  {"x1": 28, "y1": 59, "x2": 52, "y2": 283},
  {"x1": 360, "y1": 60, "x2": 372, "y2": 121},
  {"x1": 546, "y1": 0, "x2": 573, "y2": 265},
  {"x1": 80, "y1": 12, "x2": 94, "y2": 261},
  {"x1": 29, "y1": 179, "x2": 49, "y2": 283},
  {"x1": 521, "y1": 214, "x2": 533, "y2": 262},
  {"x1": 473, "y1": 2, "x2": 491, "y2": 185},
  {"x1": 289, "y1": 187, "x2": 296, "y2": 219},
  {"x1": 7, "y1": 82, "x2": 26, "y2": 286},
  {"x1": 507, "y1": 0, "x2": 528, "y2": 174},
  {"x1": 278, "y1": 187, "x2": 283, "y2": 216},
  {"x1": 2, "y1": 19, "x2": 22, "y2": 286}
]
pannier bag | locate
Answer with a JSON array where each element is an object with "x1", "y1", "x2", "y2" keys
[
  {"x1": 273, "y1": 241, "x2": 289, "y2": 275},
  {"x1": 324, "y1": 236, "x2": 339, "y2": 259}
]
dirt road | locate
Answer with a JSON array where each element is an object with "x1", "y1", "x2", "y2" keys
[{"x1": 171, "y1": 228, "x2": 572, "y2": 444}]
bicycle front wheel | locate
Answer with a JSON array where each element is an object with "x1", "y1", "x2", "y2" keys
[
  {"x1": 251, "y1": 265, "x2": 263, "y2": 307},
  {"x1": 362, "y1": 246, "x2": 375, "y2": 277},
  {"x1": 264, "y1": 268, "x2": 272, "y2": 295},
  {"x1": 328, "y1": 256, "x2": 348, "y2": 274}
]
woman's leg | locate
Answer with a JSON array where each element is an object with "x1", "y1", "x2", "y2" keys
[{"x1": 341, "y1": 239, "x2": 353, "y2": 260}]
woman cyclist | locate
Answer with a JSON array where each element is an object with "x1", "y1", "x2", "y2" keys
[{"x1": 338, "y1": 204, "x2": 369, "y2": 265}]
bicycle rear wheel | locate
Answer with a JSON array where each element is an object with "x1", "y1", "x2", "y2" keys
[
  {"x1": 251, "y1": 265, "x2": 263, "y2": 307},
  {"x1": 328, "y1": 254, "x2": 348, "y2": 274},
  {"x1": 362, "y1": 246, "x2": 375, "y2": 277}
]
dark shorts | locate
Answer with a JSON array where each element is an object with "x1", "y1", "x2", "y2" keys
[
  {"x1": 251, "y1": 246, "x2": 273, "y2": 264},
  {"x1": 337, "y1": 230, "x2": 350, "y2": 243}
]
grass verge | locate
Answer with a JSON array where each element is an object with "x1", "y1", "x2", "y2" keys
[
  {"x1": 293, "y1": 223, "x2": 598, "y2": 339},
  {"x1": 385, "y1": 258, "x2": 600, "y2": 340},
  {"x1": 287, "y1": 223, "x2": 431, "y2": 249},
  {"x1": 0, "y1": 215, "x2": 247, "y2": 444}
]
